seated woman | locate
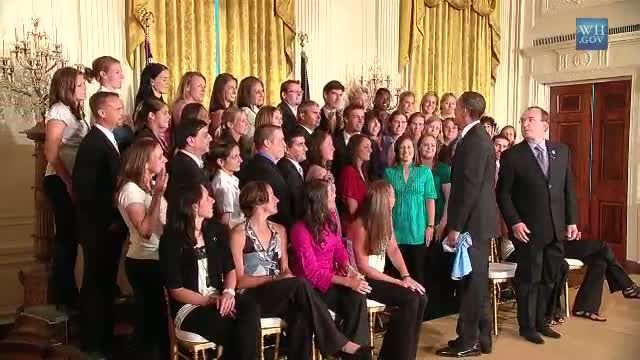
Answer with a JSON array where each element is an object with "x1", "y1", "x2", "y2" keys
[
  {"x1": 159, "y1": 183, "x2": 260, "y2": 360},
  {"x1": 230, "y1": 181, "x2": 371, "y2": 359},
  {"x1": 117, "y1": 138, "x2": 169, "y2": 359},
  {"x1": 209, "y1": 141, "x2": 245, "y2": 228},
  {"x1": 348, "y1": 180, "x2": 428, "y2": 360},
  {"x1": 290, "y1": 180, "x2": 371, "y2": 357}
]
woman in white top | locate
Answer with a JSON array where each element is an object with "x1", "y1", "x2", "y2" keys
[
  {"x1": 236, "y1": 76, "x2": 265, "y2": 138},
  {"x1": 85, "y1": 56, "x2": 133, "y2": 151},
  {"x1": 43, "y1": 66, "x2": 89, "y2": 309},
  {"x1": 171, "y1": 71, "x2": 207, "y2": 126},
  {"x1": 116, "y1": 138, "x2": 169, "y2": 358},
  {"x1": 348, "y1": 180, "x2": 427, "y2": 360},
  {"x1": 209, "y1": 141, "x2": 244, "y2": 228}
]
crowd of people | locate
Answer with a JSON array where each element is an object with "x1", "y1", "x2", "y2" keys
[{"x1": 42, "y1": 56, "x2": 638, "y2": 360}]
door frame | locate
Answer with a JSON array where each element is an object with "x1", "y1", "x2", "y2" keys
[{"x1": 527, "y1": 66, "x2": 639, "y2": 262}]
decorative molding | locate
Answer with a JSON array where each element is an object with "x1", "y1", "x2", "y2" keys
[
  {"x1": 532, "y1": 24, "x2": 640, "y2": 47},
  {"x1": 522, "y1": 29, "x2": 640, "y2": 57},
  {"x1": 541, "y1": 0, "x2": 624, "y2": 14}
]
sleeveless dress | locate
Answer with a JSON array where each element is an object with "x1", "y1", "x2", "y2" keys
[{"x1": 242, "y1": 220, "x2": 282, "y2": 277}]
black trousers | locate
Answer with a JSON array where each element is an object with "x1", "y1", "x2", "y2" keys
[
  {"x1": 566, "y1": 240, "x2": 634, "y2": 313},
  {"x1": 79, "y1": 223, "x2": 126, "y2": 353},
  {"x1": 125, "y1": 258, "x2": 169, "y2": 359},
  {"x1": 424, "y1": 240, "x2": 459, "y2": 320},
  {"x1": 245, "y1": 277, "x2": 348, "y2": 359},
  {"x1": 397, "y1": 244, "x2": 427, "y2": 286},
  {"x1": 43, "y1": 175, "x2": 79, "y2": 307},
  {"x1": 180, "y1": 294, "x2": 260, "y2": 360},
  {"x1": 367, "y1": 279, "x2": 427, "y2": 360},
  {"x1": 513, "y1": 238, "x2": 564, "y2": 332},
  {"x1": 315, "y1": 285, "x2": 371, "y2": 359},
  {"x1": 455, "y1": 245, "x2": 491, "y2": 348}
]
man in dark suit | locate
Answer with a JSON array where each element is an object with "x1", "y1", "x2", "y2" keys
[
  {"x1": 294, "y1": 100, "x2": 321, "y2": 144},
  {"x1": 166, "y1": 119, "x2": 212, "y2": 201},
  {"x1": 318, "y1": 80, "x2": 344, "y2": 134},
  {"x1": 497, "y1": 106, "x2": 578, "y2": 344},
  {"x1": 238, "y1": 125, "x2": 292, "y2": 228},
  {"x1": 277, "y1": 128, "x2": 308, "y2": 224},
  {"x1": 73, "y1": 92, "x2": 126, "y2": 357},
  {"x1": 278, "y1": 80, "x2": 303, "y2": 139},
  {"x1": 331, "y1": 104, "x2": 364, "y2": 177},
  {"x1": 437, "y1": 92, "x2": 498, "y2": 357}
]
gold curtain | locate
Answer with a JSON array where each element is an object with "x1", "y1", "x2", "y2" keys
[
  {"x1": 399, "y1": 0, "x2": 500, "y2": 108},
  {"x1": 219, "y1": 0, "x2": 295, "y2": 104},
  {"x1": 126, "y1": 0, "x2": 216, "y2": 103}
]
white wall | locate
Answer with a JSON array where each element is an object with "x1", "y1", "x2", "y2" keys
[
  {"x1": 0, "y1": 0, "x2": 132, "y2": 322},
  {"x1": 294, "y1": 0, "x2": 402, "y2": 105},
  {"x1": 494, "y1": 0, "x2": 640, "y2": 261}
]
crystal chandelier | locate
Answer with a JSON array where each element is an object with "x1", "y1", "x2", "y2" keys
[
  {"x1": 358, "y1": 57, "x2": 403, "y2": 111},
  {"x1": 0, "y1": 18, "x2": 68, "y2": 119}
]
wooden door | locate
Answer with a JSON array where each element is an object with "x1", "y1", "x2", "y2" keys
[
  {"x1": 549, "y1": 84, "x2": 593, "y2": 238},
  {"x1": 550, "y1": 80, "x2": 631, "y2": 260},
  {"x1": 591, "y1": 80, "x2": 631, "y2": 259}
]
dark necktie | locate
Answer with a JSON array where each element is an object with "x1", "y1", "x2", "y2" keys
[{"x1": 534, "y1": 145, "x2": 548, "y2": 177}]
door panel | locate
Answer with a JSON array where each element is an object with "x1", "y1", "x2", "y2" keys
[
  {"x1": 549, "y1": 84, "x2": 593, "y2": 237},
  {"x1": 591, "y1": 80, "x2": 630, "y2": 259}
]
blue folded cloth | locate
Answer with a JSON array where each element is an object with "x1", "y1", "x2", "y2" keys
[{"x1": 442, "y1": 232, "x2": 473, "y2": 280}]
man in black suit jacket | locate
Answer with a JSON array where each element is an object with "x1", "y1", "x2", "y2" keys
[
  {"x1": 318, "y1": 80, "x2": 344, "y2": 134},
  {"x1": 73, "y1": 92, "x2": 126, "y2": 356},
  {"x1": 437, "y1": 92, "x2": 499, "y2": 358},
  {"x1": 278, "y1": 80, "x2": 303, "y2": 139},
  {"x1": 166, "y1": 119, "x2": 212, "y2": 201},
  {"x1": 238, "y1": 125, "x2": 292, "y2": 228},
  {"x1": 293, "y1": 99, "x2": 321, "y2": 145},
  {"x1": 497, "y1": 106, "x2": 578, "y2": 344},
  {"x1": 277, "y1": 129, "x2": 308, "y2": 224},
  {"x1": 331, "y1": 104, "x2": 364, "y2": 177}
]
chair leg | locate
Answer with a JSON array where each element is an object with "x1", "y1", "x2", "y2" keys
[
  {"x1": 369, "y1": 312, "x2": 375, "y2": 358},
  {"x1": 492, "y1": 281, "x2": 499, "y2": 335},
  {"x1": 274, "y1": 332, "x2": 280, "y2": 360},
  {"x1": 258, "y1": 330, "x2": 265, "y2": 360},
  {"x1": 565, "y1": 281, "x2": 570, "y2": 318}
]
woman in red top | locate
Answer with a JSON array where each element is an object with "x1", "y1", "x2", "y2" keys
[
  {"x1": 290, "y1": 180, "x2": 372, "y2": 357},
  {"x1": 337, "y1": 134, "x2": 372, "y2": 229}
]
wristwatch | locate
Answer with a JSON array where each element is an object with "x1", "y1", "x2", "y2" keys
[{"x1": 427, "y1": 224, "x2": 435, "y2": 229}]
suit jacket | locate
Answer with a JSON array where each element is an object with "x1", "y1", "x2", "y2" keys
[
  {"x1": 448, "y1": 123, "x2": 500, "y2": 247},
  {"x1": 319, "y1": 106, "x2": 342, "y2": 135},
  {"x1": 238, "y1": 154, "x2": 292, "y2": 228},
  {"x1": 277, "y1": 157, "x2": 305, "y2": 223},
  {"x1": 496, "y1": 140, "x2": 577, "y2": 245},
  {"x1": 294, "y1": 124, "x2": 314, "y2": 145},
  {"x1": 73, "y1": 127, "x2": 123, "y2": 235},
  {"x1": 166, "y1": 151, "x2": 211, "y2": 202},
  {"x1": 331, "y1": 129, "x2": 350, "y2": 178},
  {"x1": 278, "y1": 102, "x2": 298, "y2": 139}
]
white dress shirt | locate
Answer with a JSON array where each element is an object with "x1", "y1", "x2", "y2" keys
[
  {"x1": 460, "y1": 120, "x2": 481, "y2": 139},
  {"x1": 180, "y1": 149, "x2": 204, "y2": 168},
  {"x1": 288, "y1": 157, "x2": 304, "y2": 178},
  {"x1": 95, "y1": 123, "x2": 119, "y2": 153}
]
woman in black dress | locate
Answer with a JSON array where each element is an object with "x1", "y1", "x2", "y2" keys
[{"x1": 159, "y1": 183, "x2": 259, "y2": 359}]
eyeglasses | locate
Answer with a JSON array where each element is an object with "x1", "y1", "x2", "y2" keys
[{"x1": 287, "y1": 90, "x2": 304, "y2": 95}]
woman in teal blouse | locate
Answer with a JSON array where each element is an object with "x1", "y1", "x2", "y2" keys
[
  {"x1": 417, "y1": 134, "x2": 451, "y2": 240},
  {"x1": 384, "y1": 135, "x2": 436, "y2": 286}
]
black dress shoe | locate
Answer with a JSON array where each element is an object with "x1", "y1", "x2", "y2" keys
[
  {"x1": 339, "y1": 345, "x2": 374, "y2": 359},
  {"x1": 519, "y1": 330, "x2": 545, "y2": 344},
  {"x1": 538, "y1": 326, "x2": 562, "y2": 338},
  {"x1": 447, "y1": 338, "x2": 462, "y2": 348},
  {"x1": 436, "y1": 344, "x2": 481, "y2": 357}
]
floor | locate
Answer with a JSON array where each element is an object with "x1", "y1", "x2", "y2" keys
[{"x1": 411, "y1": 275, "x2": 640, "y2": 360}]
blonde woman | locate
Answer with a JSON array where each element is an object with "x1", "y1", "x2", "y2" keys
[
  {"x1": 420, "y1": 91, "x2": 439, "y2": 118},
  {"x1": 171, "y1": 71, "x2": 207, "y2": 125},
  {"x1": 439, "y1": 93, "x2": 457, "y2": 119}
]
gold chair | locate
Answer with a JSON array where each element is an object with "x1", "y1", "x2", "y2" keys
[
  {"x1": 259, "y1": 317, "x2": 285, "y2": 360},
  {"x1": 488, "y1": 262, "x2": 517, "y2": 335},
  {"x1": 367, "y1": 299, "x2": 386, "y2": 357},
  {"x1": 564, "y1": 258, "x2": 585, "y2": 318}
]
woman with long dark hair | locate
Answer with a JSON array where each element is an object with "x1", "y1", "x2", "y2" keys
[
  {"x1": 306, "y1": 130, "x2": 335, "y2": 183},
  {"x1": 337, "y1": 134, "x2": 372, "y2": 228},
  {"x1": 159, "y1": 183, "x2": 260, "y2": 360},
  {"x1": 116, "y1": 138, "x2": 169, "y2": 359},
  {"x1": 237, "y1": 76, "x2": 265, "y2": 138},
  {"x1": 290, "y1": 180, "x2": 372, "y2": 358},
  {"x1": 229, "y1": 181, "x2": 371, "y2": 359},
  {"x1": 135, "y1": 98, "x2": 172, "y2": 160},
  {"x1": 209, "y1": 141, "x2": 244, "y2": 228},
  {"x1": 43, "y1": 66, "x2": 89, "y2": 310},
  {"x1": 208, "y1": 73, "x2": 238, "y2": 131},
  {"x1": 134, "y1": 63, "x2": 169, "y2": 111},
  {"x1": 348, "y1": 180, "x2": 427, "y2": 360}
]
